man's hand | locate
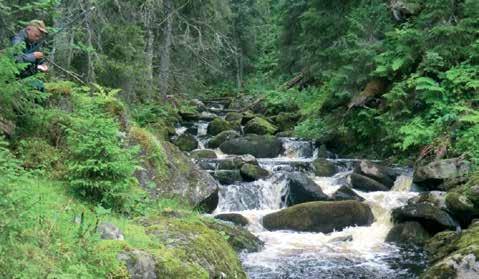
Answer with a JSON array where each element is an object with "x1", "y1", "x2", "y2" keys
[
  {"x1": 33, "y1": 51, "x2": 44, "y2": 59},
  {"x1": 37, "y1": 64, "x2": 49, "y2": 72}
]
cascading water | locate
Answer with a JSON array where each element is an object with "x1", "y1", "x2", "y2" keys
[{"x1": 177, "y1": 104, "x2": 428, "y2": 279}]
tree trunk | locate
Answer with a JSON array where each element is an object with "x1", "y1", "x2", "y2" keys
[
  {"x1": 81, "y1": 0, "x2": 96, "y2": 83},
  {"x1": 158, "y1": 0, "x2": 174, "y2": 96}
]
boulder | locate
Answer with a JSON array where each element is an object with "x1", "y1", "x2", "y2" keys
[
  {"x1": 215, "y1": 213, "x2": 250, "y2": 227},
  {"x1": 207, "y1": 118, "x2": 233, "y2": 136},
  {"x1": 207, "y1": 130, "x2": 240, "y2": 149},
  {"x1": 173, "y1": 133, "x2": 198, "y2": 152},
  {"x1": 385, "y1": 221, "x2": 431, "y2": 246},
  {"x1": 408, "y1": 191, "x2": 447, "y2": 210},
  {"x1": 198, "y1": 111, "x2": 217, "y2": 121},
  {"x1": 312, "y1": 159, "x2": 338, "y2": 177},
  {"x1": 262, "y1": 201, "x2": 374, "y2": 233},
  {"x1": 391, "y1": 203, "x2": 457, "y2": 234},
  {"x1": 191, "y1": 99, "x2": 207, "y2": 112},
  {"x1": 446, "y1": 192, "x2": 479, "y2": 228},
  {"x1": 241, "y1": 111, "x2": 256, "y2": 125},
  {"x1": 286, "y1": 172, "x2": 329, "y2": 206},
  {"x1": 220, "y1": 135, "x2": 284, "y2": 158},
  {"x1": 350, "y1": 173, "x2": 389, "y2": 192},
  {"x1": 217, "y1": 155, "x2": 258, "y2": 170},
  {"x1": 240, "y1": 163, "x2": 269, "y2": 181},
  {"x1": 97, "y1": 222, "x2": 124, "y2": 240},
  {"x1": 244, "y1": 117, "x2": 278, "y2": 135},
  {"x1": 191, "y1": 149, "x2": 217, "y2": 160},
  {"x1": 356, "y1": 161, "x2": 396, "y2": 188},
  {"x1": 331, "y1": 185, "x2": 365, "y2": 202},
  {"x1": 118, "y1": 250, "x2": 157, "y2": 279},
  {"x1": 204, "y1": 220, "x2": 263, "y2": 253},
  {"x1": 213, "y1": 170, "x2": 243, "y2": 185},
  {"x1": 225, "y1": 112, "x2": 243, "y2": 122},
  {"x1": 414, "y1": 158, "x2": 471, "y2": 190},
  {"x1": 179, "y1": 110, "x2": 200, "y2": 121},
  {"x1": 425, "y1": 231, "x2": 460, "y2": 264},
  {"x1": 271, "y1": 112, "x2": 301, "y2": 132}
]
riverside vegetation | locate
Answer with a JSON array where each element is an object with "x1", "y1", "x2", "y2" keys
[{"x1": 1, "y1": 0, "x2": 479, "y2": 278}]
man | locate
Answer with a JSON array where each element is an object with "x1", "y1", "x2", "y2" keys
[{"x1": 11, "y1": 20, "x2": 49, "y2": 78}]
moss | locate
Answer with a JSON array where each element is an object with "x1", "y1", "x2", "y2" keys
[
  {"x1": 45, "y1": 81, "x2": 76, "y2": 95},
  {"x1": 207, "y1": 118, "x2": 233, "y2": 136},
  {"x1": 244, "y1": 117, "x2": 278, "y2": 135}
]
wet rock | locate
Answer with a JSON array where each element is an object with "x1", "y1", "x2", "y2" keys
[
  {"x1": 331, "y1": 185, "x2": 365, "y2": 202},
  {"x1": 446, "y1": 192, "x2": 479, "y2": 227},
  {"x1": 198, "y1": 111, "x2": 218, "y2": 121},
  {"x1": 286, "y1": 172, "x2": 329, "y2": 206},
  {"x1": 244, "y1": 117, "x2": 278, "y2": 135},
  {"x1": 215, "y1": 213, "x2": 249, "y2": 227},
  {"x1": 262, "y1": 201, "x2": 374, "y2": 233},
  {"x1": 240, "y1": 163, "x2": 269, "y2": 181},
  {"x1": 207, "y1": 130, "x2": 241, "y2": 149},
  {"x1": 197, "y1": 160, "x2": 216, "y2": 171},
  {"x1": 196, "y1": 188, "x2": 219, "y2": 213},
  {"x1": 350, "y1": 173, "x2": 389, "y2": 192},
  {"x1": 241, "y1": 111, "x2": 256, "y2": 125},
  {"x1": 219, "y1": 135, "x2": 284, "y2": 158},
  {"x1": 97, "y1": 222, "x2": 124, "y2": 240},
  {"x1": 330, "y1": 235, "x2": 353, "y2": 242},
  {"x1": 409, "y1": 191, "x2": 447, "y2": 210},
  {"x1": 356, "y1": 160, "x2": 396, "y2": 188},
  {"x1": 386, "y1": 222, "x2": 431, "y2": 246},
  {"x1": 179, "y1": 110, "x2": 200, "y2": 121},
  {"x1": 191, "y1": 99, "x2": 207, "y2": 112},
  {"x1": 391, "y1": 203, "x2": 457, "y2": 234},
  {"x1": 207, "y1": 118, "x2": 233, "y2": 136},
  {"x1": 225, "y1": 112, "x2": 243, "y2": 122},
  {"x1": 425, "y1": 231, "x2": 460, "y2": 263},
  {"x1": 217, "y1": 155, "x2": 258, "y2": 170},
  {"x1": 117, "y1": 250, "x2": 157, "y2": 279},
  {"x1": 191, "y1": 149, "x2": 217, "y2": 160},
  {"x1": 414, "y1": 158, "x2": 471, "y2": 190},
  {"x1": 213, "y1": 170, "x2": 243, "y2": 185},
  {"x1": 173, "y1": 133, "x2": 198, "y2": 152},
  {"x1": 312, "y1": 158, "x2": 338, "y2": 177},
  {"x1": 204, "y1": 220, "x2": 263, "y2": 253}
]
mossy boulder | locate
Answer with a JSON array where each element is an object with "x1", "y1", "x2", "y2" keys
[
  {"x1": 262, "y1": 201, "x2": 374, "y2": 233},
  {"x1": 179, "y1": 110, "x2": 200, "y2": 122},
  {"x1": 213, "y1": 170, "x2": 243, "y2": 185},
  {"x1": 392, "y1": 203, "x2": 457, "y2": 234},
  {"x1": 207, "y1": 130, "x2": 241, "y2": 149},
  {"x1": 173, "y1": 133, "x2": 198, "y2": 152},
  {"x1": 240, "y1": 163, "x2": 269, "y2": 181},
  {"x1": 190, "y1": 149, "x2": 217, "y2": 160},
  {"x1": 225, "y1": 112, "x2": 243, "y2": 122},
  {"x1": 312, "y1": 158, "x2": 338, "y2": 177},
  {"x1": 215, "y1": 213, "x2": 250, "y2": 227},
  {"x1": 386, "y1": 222, "x2": 431, "y2": 246},
  {"x1": 244, "y1": 117, "x2": 278, "y2": 135},
  {"x1": 207, "y1": 118, "x2": 233, "y2": 136},
  {"x1": 131, "y1": 129, "x2": 219, "y2": 212},
  {"x1": 286, "y1": 172, "x2": 329, "y2": 206},
  {"x1": 204, "y1": 219, "x2": 263, "y2": 253},
  {"x1": 414, "y1": 158, "x2": 471, "y2": 190},
  {"x1": 271, "y1": 112, "x2": 301, "y2": 132},
  {"x1": 220, "y1": 135, "x2": 284, "y2": 158},
  {"x1": 421, "y1": 223, "x2": 479, "y2": 279},
  {"x1": 446, "y1": 192, "x2": 479, "y2": 227},
  {"x1": 241, "y1": 111, "x2": 256, "y2": 125},
  {"x1": 142, "y1": 216, "x2": 247, "y2": 278}
]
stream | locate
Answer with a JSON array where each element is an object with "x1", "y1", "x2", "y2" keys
[{"x1": 176, "y1": 100, "x2": 428, "y2": 279}]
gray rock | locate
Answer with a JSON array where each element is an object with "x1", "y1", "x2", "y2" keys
[
  {"x1": 97, "y1": 222, "x2": 124, "y2": 240},
  {"x1": 386, "y1": 221, "x2": 431, "y2": 246},
  {"x1": 118, "y1": 250, "x2": 157, "y2": 279},
  {"x1": 220, "y1": 135, "x2": 284, "y2": 158},
  {"x1": 286, "y1": 172, "x2": 329, "y2": 206},
  {"x1": 191, "y1": 149, "x2": 217, "y2": 160},
  {"x1": 392, "y1": 203, "x2": 457, "y2": 234},
  {"x1": 356, "y1": 160, "x2": 396, "y2": 188},
  {"x1": 262, "y1": 201, "x2": 374, "y2": 233},
  {"x1": 350, "y1": 173, "x2": 389, "y2": 192},
  {"x1": 215, "y1": 213, "x2": 249, "y2": 227},
  {"x1": 331, "y1": 185, "x2": 365, "y2": 202},
  {"x1": 312, "y1": 158, "x2": 338, "y2": 177},
  {"x1": 240, "y1": 163, "x2": 270, "y2": 181},
  {"x1": 414, "y1": 158, "x2": 471, "y2": 190},
  {"x1": 207, "y1": 130, "x2": 241, "y2": 149},
  {"x1": 213, "y1": 170, "x2": 243, "y2": 185},
  {"x1": 217, "y1": 155, "x2": 258, "y2": 170}
]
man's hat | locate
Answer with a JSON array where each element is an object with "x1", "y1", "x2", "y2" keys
[{"x1": 28, "y1": 20, "x2": 48, "y2": 34}]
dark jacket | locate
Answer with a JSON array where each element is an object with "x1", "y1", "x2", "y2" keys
[{"x1": 11, "y1": 29, "x2": 43, "y2": 77}]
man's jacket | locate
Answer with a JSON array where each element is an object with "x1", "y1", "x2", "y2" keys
[{"x1": 11, "y1": 29, "x2": 43, "y2": 78}]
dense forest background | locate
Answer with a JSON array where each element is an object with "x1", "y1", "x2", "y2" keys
[{"x1": 1, "y1": 0, "x2": 479, "y2": 277}]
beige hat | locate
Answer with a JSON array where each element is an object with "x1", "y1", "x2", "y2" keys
[{"x1": 28, "y1": 20, "x2": 48, "y2": 34}]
